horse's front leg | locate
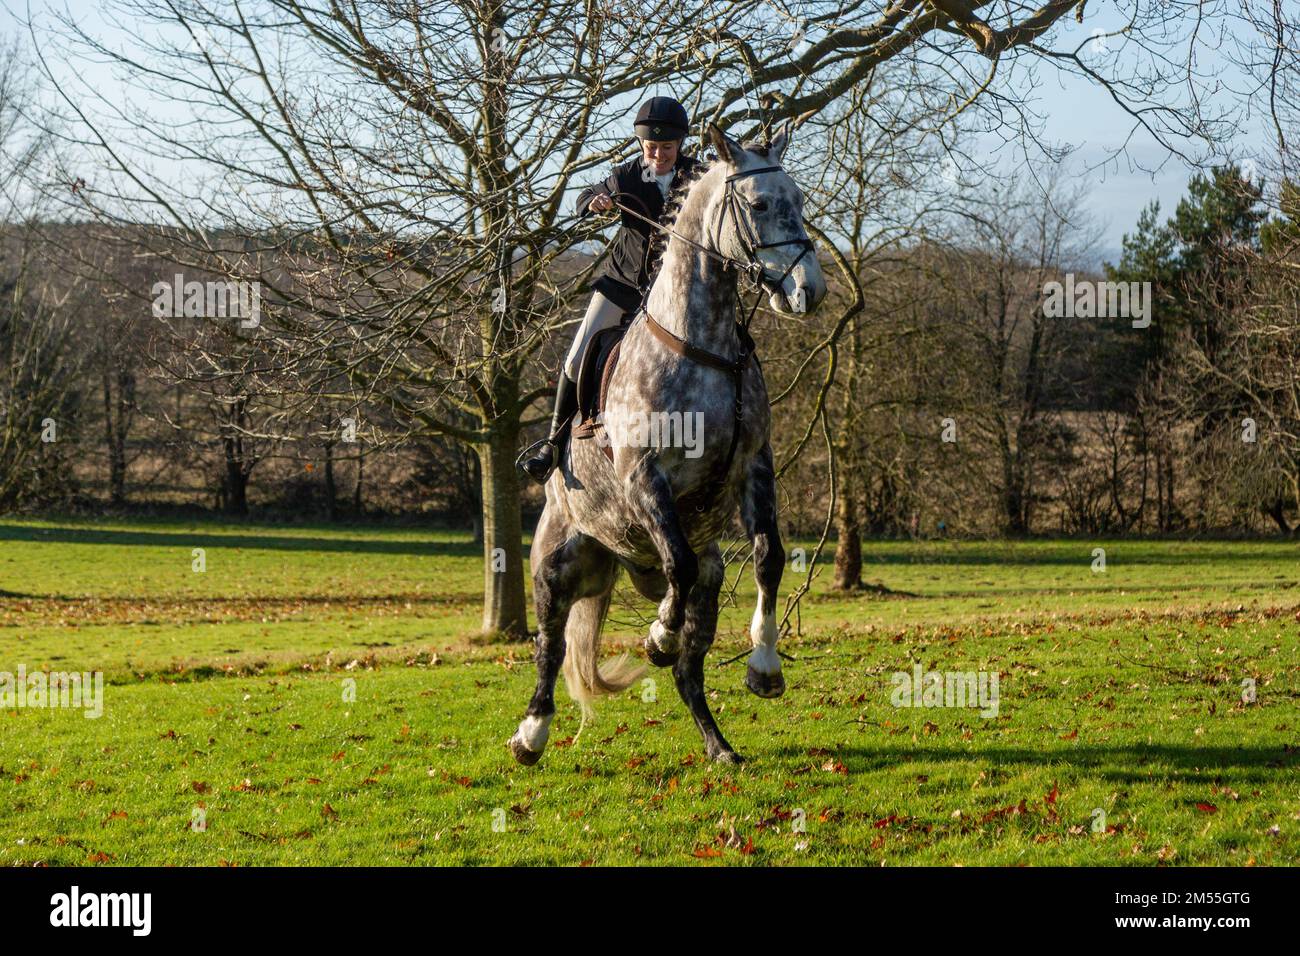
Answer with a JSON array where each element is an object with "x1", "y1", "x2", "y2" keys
[
  {"x1": 625, "y1": 456, "x2": 698, "y2": 641},
  {"x1": 672, "y1": 543, "x2": 741, "y2": 763},
  {"x1": 741, "y1": 443, "x2": 786, "y2": 698}
]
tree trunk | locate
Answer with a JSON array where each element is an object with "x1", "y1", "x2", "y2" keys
[
  {"x1": 477, "y1": 419, "x2": 529, "y2": 640},
  {"x1": 324, "y1": 439, "x2": 338, "y2": 521},
  {"x1": 833, "y1": 471, "x2": 862, "y2": 590},
  {"x1": 102, "y1": 367, "x2": 132, "y2": 505},
  {"x1": 222, "y1": 442, "x2": 248, "y2": 516},
  {"x1": 352, "y1": 447, "x2": 364, "y2": 516}
]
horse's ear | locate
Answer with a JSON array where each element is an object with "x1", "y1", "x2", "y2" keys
[
  {"x1": 707, "y1": 124, "x2": 746, "y2": 166},
  {"x1": 768, "y1": 120, "x2": 792, "y2": 163}
]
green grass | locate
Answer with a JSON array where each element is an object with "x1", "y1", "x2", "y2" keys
[{"x1": 0, "y1": 515, "x2": 1296, "y2": 866}]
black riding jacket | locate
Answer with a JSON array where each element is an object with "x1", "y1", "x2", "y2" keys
[{"x1": 576, "y1": 150, "x2": 702, "y2": 313}]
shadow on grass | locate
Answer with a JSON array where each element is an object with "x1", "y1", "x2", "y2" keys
[
  {"x1": 773, "y1": 743, "x2": 1299, "y2": 783},
  {"x1": 0, "y1": 523, "x2": 481, "y2": 558}
]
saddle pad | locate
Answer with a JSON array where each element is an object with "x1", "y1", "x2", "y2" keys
[{"x1": 573, "y1": 322, "x2": 628, "y2": 440}]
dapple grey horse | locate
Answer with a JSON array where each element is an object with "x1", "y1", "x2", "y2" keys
[{"x1": 510, "y1": 123, "x2": 827, "y2": 766}]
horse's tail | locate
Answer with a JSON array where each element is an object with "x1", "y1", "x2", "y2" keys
[{"x1": 561, "y1": 581, "x2": 645, "y2": 713}]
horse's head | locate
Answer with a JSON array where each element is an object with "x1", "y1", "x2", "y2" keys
[{"x1": 706, "y1": 122, "x2": 827, "y2": 315}]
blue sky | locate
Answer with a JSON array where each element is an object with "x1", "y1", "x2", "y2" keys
[{"x1": 6, "y1": 0, "x2": 1269, "y2": 263}]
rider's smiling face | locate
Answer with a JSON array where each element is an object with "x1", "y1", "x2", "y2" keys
[{"x1": 640, "y1": 138, "x2": 679, "y2": 176}]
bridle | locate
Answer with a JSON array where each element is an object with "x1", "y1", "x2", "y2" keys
[{"x1": 712, "y1": 165, "x2": 815, "y2": 311}]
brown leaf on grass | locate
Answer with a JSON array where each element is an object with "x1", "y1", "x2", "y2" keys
[
  {"x1": 551, "y1": 735, "x2": 575, "y2": 749},
  {"x1": 191, "y1": 781, "x2": 210, "y2": 794},
  {"x1": 979, "y1": 799, "x2": 1029, "y2": 824},
  {"x1": 1045, "y1": 785, "x2": 1059, "y2": 805},
  {"x1": 159, "y1": 729, "x2": 178, "y2": 740},
  {"x1": 643, "y1": 718, "x2": 661, "y2": 727},
  {"x1": 692, "y1": 846, "x2": 722, "y2": 858},
  {"x1": 873, "y1": 813, "x2": 901, "y2": 829},
  {"x1": 821, "y1": 759, "x2": 848, "y2": 775},
  {"x1": 1195, "y1": 802, "x2": 1218, "y2": 813},
  {"x1": 755, "y1": 806, "x2": 793, "y2": 831},
  {"x1": 321, "y1": 803, "x2": 339, "y2": 821},
  {"x1": 87, "y1": 851, "x2": 112, "y2": 864},
  {"x1": 102, "y1": 810, "x2": 127, "y2": 826},
  {"x1": 1060, "y1": 729, "x2": 1078, "y2": 740},
  {"x1": 331, "y1": 751, "x2": 345, "y2": 761},
  {"x1": 75, "y1": 779, "x2": 95, "y2": 793},
  {"x1": 738, "y1": 836, "x2": 755, "y2": 855}
]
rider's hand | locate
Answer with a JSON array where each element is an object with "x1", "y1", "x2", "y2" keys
[{"x1": 588, "y1": 194, "x2": 614, "y2": 213}]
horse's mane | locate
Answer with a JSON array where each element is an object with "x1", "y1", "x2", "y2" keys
[
  {"x1": 644, "y1": 152, "x2": 715, "y2": 290},
  {"x1": 643, "y1": 141, "x2": 773, "y2": 288}
]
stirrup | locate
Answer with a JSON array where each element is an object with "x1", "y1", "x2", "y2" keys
[{"x1": 515, "y1": 437, "x2": 559, "y2": 483}]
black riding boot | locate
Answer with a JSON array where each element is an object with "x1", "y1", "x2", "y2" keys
[{"x1": 521, "y1": 373, "x2": 579, "y2": 484}]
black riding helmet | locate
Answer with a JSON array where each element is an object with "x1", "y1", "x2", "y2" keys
[{"x1": 634, "y1": 96, "x2": 689, "y2": 141}]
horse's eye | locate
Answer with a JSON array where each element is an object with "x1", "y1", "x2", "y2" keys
[{"x1": 750, "y1": 201, "x2": 768, "y2": 212}]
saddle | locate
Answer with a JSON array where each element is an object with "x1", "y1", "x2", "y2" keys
[{"x1": 571, "y1": 314, "x2": 632, "y2": 448}]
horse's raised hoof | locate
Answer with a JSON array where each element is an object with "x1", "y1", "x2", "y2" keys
[
  {"x1": 643, "y1": 639, "x2": 679, "y2": 667},
  {"x1": 644, "y1": 620, "x2": 680, "y2": 667},
  {"x1": 508, "y1": 733, "x2": 543, "y2": 766},
  {"x1": 745, "y1": 665, "x2": 785, "y2": 699}
]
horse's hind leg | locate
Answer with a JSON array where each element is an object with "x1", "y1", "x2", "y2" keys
[
  {"x1": 741, "y1": 442, "x2": 786, "y2": 699},
  {"x1": 672, "y1": 543, "x2": 741, "y2": 764},
  {"x1": 508, "y1": 509, "x2": 614, "y2": 766}
]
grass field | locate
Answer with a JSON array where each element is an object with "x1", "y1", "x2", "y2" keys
[{"x1": 1, "y1": 515, "x2": 1296, "y2": 866}]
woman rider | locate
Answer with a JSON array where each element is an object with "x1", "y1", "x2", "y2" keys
[{"x1": 519, "y1": 95, "x2": 701, "y2": 483}]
